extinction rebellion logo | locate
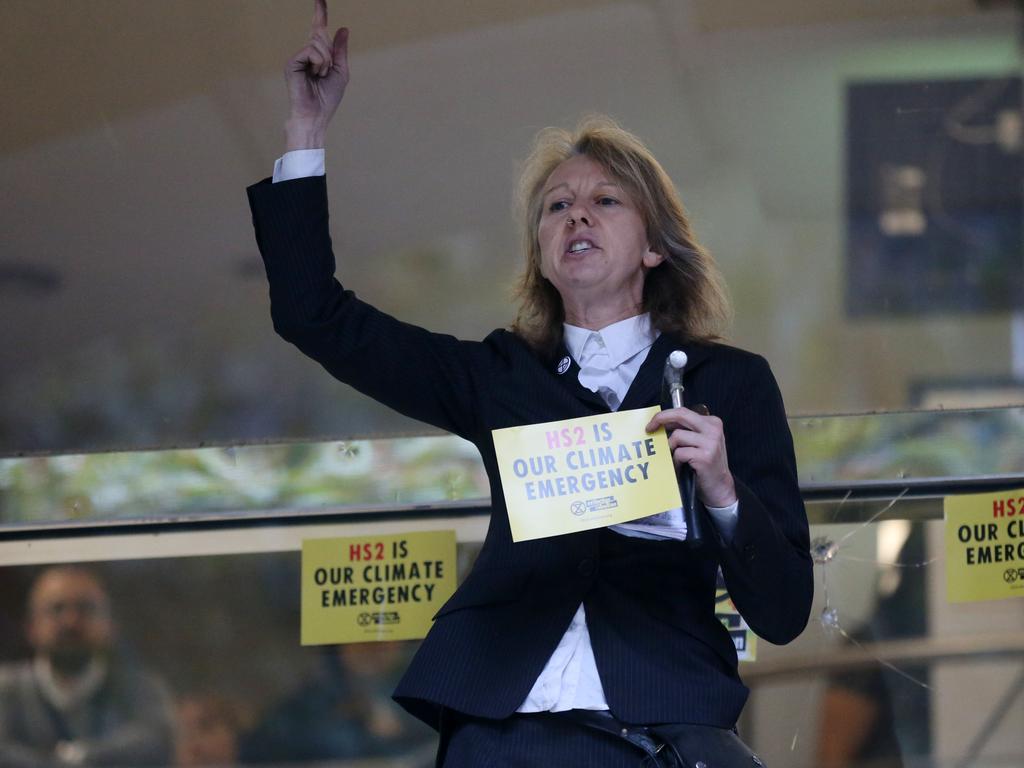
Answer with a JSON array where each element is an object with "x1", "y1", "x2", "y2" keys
[
  {"x1": 357, "y1": 611, "x2": 401, "y2": 626},
  {"x1": 569, "y1": 496, "x2": 619, "y2": 517},
  {"x1": 1004, "y1": 568, "x2": 1024, "y2": 584}
]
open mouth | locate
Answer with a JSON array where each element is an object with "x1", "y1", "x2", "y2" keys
[{"x1": 565, "y1": 238, "x2": 597, "y2": 255}]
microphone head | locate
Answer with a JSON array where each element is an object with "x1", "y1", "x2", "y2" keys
[{"x1": 664, "y1": 350, "x2": 687, "y2": 406}]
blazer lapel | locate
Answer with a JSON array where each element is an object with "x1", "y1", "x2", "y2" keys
[
  {"x1": 547, "y1": 340, "x2": 610, "y2": 411},
  {"x1": 619, "y1": 334, "x2": 711, "y2": 412}
]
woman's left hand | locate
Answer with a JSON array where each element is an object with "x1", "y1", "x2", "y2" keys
[{"x1": 646, "y1": 407, "x2": 737, "y2": 508}]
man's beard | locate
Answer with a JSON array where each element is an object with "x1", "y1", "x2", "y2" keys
[{"x1": 48, "y1": 646, "x2": 95, "y2": 677}]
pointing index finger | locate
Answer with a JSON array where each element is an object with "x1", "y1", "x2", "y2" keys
[{"x1": 312, "y1": 0, "x2": 328, "y2": 32}]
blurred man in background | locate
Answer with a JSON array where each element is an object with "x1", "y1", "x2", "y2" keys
[{"x1": 0, "y1": 565, "x2": 174, "y2": 766}]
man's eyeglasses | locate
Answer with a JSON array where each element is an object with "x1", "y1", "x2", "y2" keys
[{"x1": 33, "y1": 599, "x2": 110, "y2": 620}]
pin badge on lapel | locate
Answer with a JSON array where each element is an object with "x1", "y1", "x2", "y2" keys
[{"x1": 556, "y1": 356, "x2": 571, "y2": 374}]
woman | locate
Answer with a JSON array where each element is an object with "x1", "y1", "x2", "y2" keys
[{"x1": 248, "y1": 3, "x2": 813, "y2": 765}]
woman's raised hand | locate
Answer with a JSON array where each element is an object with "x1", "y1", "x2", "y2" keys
[{"x1": 284, "y1": 0, "x2": 349, "y2": 150}]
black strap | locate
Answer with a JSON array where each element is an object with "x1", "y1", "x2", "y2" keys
[{"x1": 554, "y1": 710, "x2": 680, "y2": 766}]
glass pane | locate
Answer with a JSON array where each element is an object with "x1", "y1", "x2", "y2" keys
[
  {"x1": 3, "y1": 2, "x2": 1024, "y2": 765},
  {"x1": 3, "y1": 3, "x2": 1023, "y2": 455},
  {"x1": 747, "y1": 517, "x2": 1024, "y2": 768},
  {"x1": 0, "y1": 539, "x2": 487, "y2": 767},
  {"x1": 2, "y1": 517, "x2": 1023, "y2": 766},
  {"x1": 4, "y1": 408, "x2": 1024, "y2": 531}
]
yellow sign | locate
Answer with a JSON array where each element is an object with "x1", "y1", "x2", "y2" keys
[
  {"x1": 716, "y1": 586, "x2": 757, "y2": 662},
  {"x1": 301, "y1": 530, "x2": 457, "y2": 644},
  {"x1": 492, "y1": 407, "x2": 682, "y2": 542},
  {"x1": 945, "y1": 488, "x2": 1024, "y2": 603}
]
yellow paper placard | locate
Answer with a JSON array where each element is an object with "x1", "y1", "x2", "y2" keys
[
  {"x1": 945, "y1": 488, "x2": 1024, "y2": 603},
  {"x1": 715, "y1": 583, "x2": 757, "y2": 662},
  {"x1": 301, "y1": 530, "x2": 457, "y2": 645},
  {"x1": 492, "y1": 406, "x2": 682, "y2": 542}
]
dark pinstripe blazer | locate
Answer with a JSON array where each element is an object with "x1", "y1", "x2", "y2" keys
[{"x1": 248, "y1": 175, "x2": 813, "y2": 731}]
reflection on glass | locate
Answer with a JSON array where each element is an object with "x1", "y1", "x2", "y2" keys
[
  {"x1": 0, "y1": 566, "x2": 175, "y2": 766},
  {"x1": 747, "y1": 518, "x2": 1024, "y2": 768},
  {"x1": 1, "y1": 518, "x2": 1022, "y2": 765},
  {"x1": 3, "y1": 408, "x2": 1024, "y2": 530},
  {"x1": 0, "y1": 546, "x2": 493, "y2": 767},
  {"x1": 0, "y1": 437, "x2": 489, "y2": 529},
  {"x1": 239, "y1": 642, "x2": 435, "y2": 766},
  {"x1": 2, "y1": 4, "x2": 1023, "y2": 455},
  {"x1": 1, "y1": 2, "x2": 1022, "y2": 765},
  {"x1": 815, "y1": 525, "x2": 929, "y2": 768},
  {"x1": 175, "y1": 694, "x2": 243, "y2": 768}
]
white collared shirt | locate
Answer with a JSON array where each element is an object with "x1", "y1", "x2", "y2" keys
[{"x1": 564, "y1": 314, "x2": 655, "y2": 412}]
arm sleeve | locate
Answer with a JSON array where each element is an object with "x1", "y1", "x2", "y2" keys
[
  {"x1": 0, "y1": 672, "x2": 57, "y2": 768},
  {"x1": 246, "y1": 175, "x2": 487, "y2": 441},
  {"x1": 78, "y1": 674, "x2": 175, "y2": 767},
  {"x1": 718, "y1": 355, "x2": 813, "y2": 645},
  {"x1": 0, "y1": 749, "x2": 53, "y2": 765},
  {"x1": 0, "y1": 743, "x2": 54, "y2": 768}
]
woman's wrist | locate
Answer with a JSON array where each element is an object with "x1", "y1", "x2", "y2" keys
[
  {"x1": 285, "y1": 117, "x2": 327, "y2": 152},
  {"x1": 700, "y1": 472, "x2": 737, "y2": 508}
]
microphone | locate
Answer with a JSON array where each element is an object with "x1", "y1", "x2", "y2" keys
[
  {"x1": 665, "y1": 350, "x2": 688, "y2": 409},
  {"x1": 663, "y1": 350, "x2": 705, "y2": 546}
]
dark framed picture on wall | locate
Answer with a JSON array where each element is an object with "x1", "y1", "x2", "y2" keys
[{"x1": 845, "y1": 76, "x2": 1023, "y2": 317}]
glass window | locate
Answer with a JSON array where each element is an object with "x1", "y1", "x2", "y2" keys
[
  {"x1": 3, "y1": 2, "x2": 1024, "y2": 766},
  {"x1": 2, "y1": 3, "x2": 1022, "y2": 453}
]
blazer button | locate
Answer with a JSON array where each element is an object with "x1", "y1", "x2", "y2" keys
[
  {"x1": 577, "y1": 558, "x2": 595, "y2": 577},
  {"x1": 743, "y1": 544, "x2": 756, "y2": 563}
]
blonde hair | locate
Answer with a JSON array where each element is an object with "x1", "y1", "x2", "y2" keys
[{"x1": 512, "y1": 116, "x2": 731, "y2": 355}]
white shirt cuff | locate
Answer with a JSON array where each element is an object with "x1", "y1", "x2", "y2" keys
[
  {"x1": 706, "y1": 500, "x2": 740, "y2": 543},
  {"x1": 272, "y1": 149, "x2": 326, "y2": 183}
]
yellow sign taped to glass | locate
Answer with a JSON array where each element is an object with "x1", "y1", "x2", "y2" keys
[
  {"x1": 301, "y1": 530, "x2": 457, "y2": 644},
  {"x1": 492, "y1": 406, "x2": 682, "y2": 542},
  {"x1": 716, "y1": 587, "x2": 757, "y2": 663},
  {"x1": 945, "y1": 488, "x2": 1024, "y2": 603}
]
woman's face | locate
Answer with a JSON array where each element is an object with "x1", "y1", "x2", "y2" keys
[{"x1": 537, "y1": 155, "x2": 663, "y2": 316}]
